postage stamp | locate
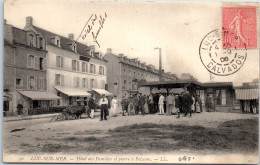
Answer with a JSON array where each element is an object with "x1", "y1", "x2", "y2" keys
[
  {"x1": 222, "y1": 6, "x2": 258, "y2": 49},
  {"x1": 199, "y1": 29, "x2": 247, "y2": 76}
]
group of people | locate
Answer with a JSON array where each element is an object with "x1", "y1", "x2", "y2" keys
[{"x1": 86, "y1": 91, "x2": 203, "y2": 121}]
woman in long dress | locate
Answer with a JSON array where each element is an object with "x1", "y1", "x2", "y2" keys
[
  {"x1": 110, "y1": 95, "x2": 118, "y2": 117},
  {"x1": 191, "y1": 96, "x2": 195, "y2": 114}
]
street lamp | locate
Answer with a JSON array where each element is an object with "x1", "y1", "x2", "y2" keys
[{"x1": 154, "y1": 47, "x2": 162, "y2": 81}]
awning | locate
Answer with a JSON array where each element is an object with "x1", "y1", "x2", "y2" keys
[
  {"x1": 19, "y1": 91, "x2": 61, "y2": 100},
  {"x1": 91, "y1": 88, "x2": 113, "y2": 96},
  {"x1": 169, "y1": 88, "x2": 185, "y2": 94},
  {"x1": 55, "y1": 86, "x2": 91, "y2": 97},
  {"x1": 235, "y1": 88, "x2": 259, "y2": 100}
]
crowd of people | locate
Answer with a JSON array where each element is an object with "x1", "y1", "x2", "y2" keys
[{"x1": 86, "y1": 91, "x2": 203, "y2": 121}]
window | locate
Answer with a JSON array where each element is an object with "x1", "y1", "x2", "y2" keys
[
  {"x1": 73, "y1": 77, "x2": 80, "y2": 88},
  {"x1": 55, "y1": 74, "x2": 64, "y2": 86},
  {"x1": 56, "y1": 56, "x2": 64, "y2": 68},
  {"x1": 90, "y1": 64, "x2": 96, "y2": 74},
  {"x1": 100, "y1": 80, "x2": 105, "y2": 89},
  {"x1": 39, "y1": 58, "x2": 44, "y2": 70},
  {"x1": 16, "y1": 78, "x2": 23, "y2": 86},
  {"x1": 55, "y1": 36, "x2": 60, "y2": 47},
  {"x1": 27, "y1": 55, "x2": 35, "y2": 68},
  {"x1": 82, "y1": 78, "x2": 88, "y2": 88},
  {"x1": 216, "y1": 89, "x2": 226, "y2": 105},
  {"x1": 27, "y1": 76, "x2": 37, "y2": 90},
  {"x1": 39, "y1": 37, "x2": 43, "y2": 49},
  {"x1": 29, "y1": 34, "x2": 34, "y2": 46},
  {"x1": 72, "y1": 60, "x2": 80, "y2": 71},
  {"x1": 99, "y1": 66, "x2": 104, "y2": 75},
  {"x1": 82, "y1": 62, "x2": 86, "y2": 72},
  {"x1": 38, "y1": 77, "x2": 45, "y2": 90},
  {"x1": 90, "y1": 51, "x2": 94, "y2": 57},
  {"x1": 72, "y1": 44, "x2": 76, "y2": 52},
  {"x1": 90, "y1": 79, "x2": 94, "y2": 88},
  {"x1": 123, "y1": 80, "x2": 127, "y2": 89}
]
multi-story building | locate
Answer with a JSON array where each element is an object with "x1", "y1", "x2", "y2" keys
[
  {"x1": 4, "y1": 20, "x2": 60, "y2": 116},
  {"x1": 24, "y1": 17, "x2": 108, "y2": 106},
  {"x1": 104, "y1": 48, "x2": 177, "y2": 100}
]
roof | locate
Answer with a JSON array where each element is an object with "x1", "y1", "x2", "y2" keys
[
  {"x1": 235, "y1": 88, "x2": 259, "y2": 100},
  {"x1": 55, "y1": 86, "x2": 91, "y2": 97},
  {"x1": 90, "y1": 88, "x2": 113, "y2": 96},
  {"x1": 141, "y1": 79, "x2": 203, "y2": 88},
  {"x1": 32, "y1": 26, "x2": 106, "y2": 62},
  {"x1": 19, "y1": 91, "x2": 60, "y2": 100},
  {"x1": 202, "y1": 82, "x2": 233, "y2": 87},
  {"x1": 13, "y1": 27, "x2": 27, "y2": 45}
]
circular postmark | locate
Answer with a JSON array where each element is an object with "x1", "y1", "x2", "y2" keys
[{"x1": 199, "y1": 29, "x2": 247, "y2": 76}]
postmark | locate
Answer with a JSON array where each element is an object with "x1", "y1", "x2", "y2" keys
[
  {"x1": 222, "y1": 6, "x2": 258, "y2": 49},
  {"x1": 199, "y1": 29, "x2": 247, "y2": 76}
]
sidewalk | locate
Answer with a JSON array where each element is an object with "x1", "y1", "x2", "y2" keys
[{"x1": 3, "y1": 113, "x2": 60, "y2": 122}]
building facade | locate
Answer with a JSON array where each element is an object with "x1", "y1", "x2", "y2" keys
[
  {"x1": 24, "y1": 17, "x2": 108, "y2": 106},
  {"x1": 4, "y1": 20, "x2": 59, "y2": 116},
  {"x1": 104, "y1": 49, "x2": 177, "y2": 101}
]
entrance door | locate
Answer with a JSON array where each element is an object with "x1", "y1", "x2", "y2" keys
[{"x1": 33, "y1": 100, "x2": 39, "y2": 108}]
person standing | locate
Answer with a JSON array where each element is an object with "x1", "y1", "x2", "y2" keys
[
  {"x1": 195, "y1": 95, "x2": 202, "y2": 113},
  {"x1": 175, "y1": 95, "x2": 181, "y2": 118},
  {"x1": 16, "y1": 103, "x2": 23, "y2": 117},
  {"x1": 182, "y1": 91, "x2": 192, "y2": 117},
  {"x1": 88, "y1": 94, "x2": 96, "y2": 119},
  {"x1": 134, "y1": 94, "x2": 139, "y2": 115},
  {"x1": 166, "y1": 93, "x2": 174, "y2": 116},
  {"x1": 144, "y1": 95, "x2": 149, "y2": 114},
  {"x1": 206, "y1": 94, "x2": 211, "y2": 112},
  {"x1": 191, "y1": 95, "x2": 195, "y2": 114},
  {"x1": 110, "y1": 95, "x2": 118, "y2": 117},
  {"x1": 99, "y1": 94, "x2": 108, "y2": 121},
  {"x1": 121, "y1": 96, "x2": 129, "y2": 116},
  {"x1": 158, "y1": 93, "x2": 165, "y2": 115},
  {"x1": 139, "y1": 94, "x2": 145, "y2": 115},
  {"x1": 148, "y1": 94, "x2": 154, "y2": 114}
]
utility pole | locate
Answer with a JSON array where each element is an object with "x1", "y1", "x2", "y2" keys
[{"x1": 154, "y1": 47, "x2": 162, "y2": 81}]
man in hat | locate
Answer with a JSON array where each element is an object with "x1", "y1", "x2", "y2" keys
[
  {"x1": 88, "y1": 94, "x2": 96, "y2": 119},
  {"x1": 121, "y1": 96, "x2": 129, "y2": 116},
  {"x1": 99, "y1": 94, "x2": 108, "y2": 121}
]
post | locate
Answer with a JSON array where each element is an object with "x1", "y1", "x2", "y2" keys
[{"x1": 154, "y1": 47, "x2": 162, "y2": 81}]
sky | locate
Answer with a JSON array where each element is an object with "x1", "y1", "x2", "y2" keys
[{"x1": 4, "y1": 0, "x2": 259, "y2": 86}]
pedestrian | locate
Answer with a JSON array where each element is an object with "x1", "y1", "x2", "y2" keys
[
  {"x1": 166, "y1": 93, "x2": 174, "y2": 116},
  {"x1": 99, "y1": 94, "x2": 108, "y2": 121},
  {"x1": 175, "y1": 94, "x2": 181, "y2": 118},
  {"x1": 158, "y1": 93, "x2": 165, "y2": 115},
  {"x1": 195, "y1": 95, "x2": 202, "y2": 113},
  {"x1": 110, "y1": 95, "x2": 118, "y2": 117},
  {"x1": 139, "y1": 94, "x2": 145, "y2": 115},
  {"x1": 153, "y1": 93, "x2": 159, "y2": 113},
  {"x1": 148, "y1": 93, "x2": 154, "y2": 114},
  {"x1": 128, "y1": 97, "x2": 135, "y2": 115},
  {"x1": 191, "y1": 95, "x2": 195, "y2": 114},
  {"x1": 88, "y1": 94, "x2": 96, "y2": 119},
  {"x1": 134, "y1": 94, "x2": 139, "y2": 115},
  {"x1": 182, "y1": 91, "x2": 192, "y2": 117},
  {"x1": 16, "y1": 102, "x2": 23, "y2": 117},
  {"x1": 206, "y1": 94, "x2": 211, "y2": 112},
  {"x1": 144, "y1": 95, "x2": 149, "y2": 114},
  {"x1": 121, "y1": 96, "x2": 129, "y2": 116}
]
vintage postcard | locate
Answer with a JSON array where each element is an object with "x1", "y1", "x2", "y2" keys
[{"x1": 3, "y1": 0, "x2": 259, "y2": 164}]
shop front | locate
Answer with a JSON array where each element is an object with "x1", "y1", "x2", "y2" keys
[{"x1": 235, "y1": 88, "x2": 259, "y2": 113}]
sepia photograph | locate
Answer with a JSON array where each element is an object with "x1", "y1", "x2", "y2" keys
[{"x1": 3, "y1": 0, "x2": 259, "y2": 164}]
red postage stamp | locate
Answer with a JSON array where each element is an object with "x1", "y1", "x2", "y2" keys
[{"x1": 222, "y1": 6, "x2": 258, "y2": 49}]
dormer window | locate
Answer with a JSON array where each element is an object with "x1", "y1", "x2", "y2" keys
[
  {"x1": 29, "y1": 34, "x2": 34, "y2": 46},
  {"x1": 90, "y1": 51, "x2": 94, "y2": 57},
  {"x1": 39, "y1": 37, "x2": 43, "y2": 49},
  {"x1": 72, "y1": 43, "x2": 77, "y2": 52},
  {"x1": 55, "y1": 36, "x2": 61, "y2": 47}
]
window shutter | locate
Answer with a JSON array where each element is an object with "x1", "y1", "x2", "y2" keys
[
  {"x1": 27, "y1": 55, "x2": 30, "y2": 68},
  {"x1": 27, "y1": 76, "x2": 30, "y2": 90},
  {"x1": 43, "y1": 58, "x2": 47, "y2": 70},
  {"x1": 61, "y1": 57, "x2": 64, "y2": 68},
  {"x1": 34, "y1": 77, "x2": 38, "y2": 90},
  {"x1": 61, "y1": 75, "x2": 64, "y2": 86},
  {"x1": 38, "y1": 78, "x2": 41, "y2": 90},
  {"x1": 35, "y1": 56, "x2": 39, "y2": 69},
  {"x1": 56, "y1": 56, "x2": 59, "y2": 68}
]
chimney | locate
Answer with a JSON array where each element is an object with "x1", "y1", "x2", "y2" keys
[
  {"x1": 68, "y1": 33, "x2": 74, "y2": 40},
  {"x1": 118, "y1": 54, "x2": 124, "y2": 57},
  {"x1": 89, "y1": 45, "x2": 95, "y2": 52},
  {"x1": 4, "y1": 19, "x2": 7, "y2": 25},
  {"x1": 107, "y1": 48, "x2": 112, "y2": 54},
  {"x1": 26, "y1": 16, "x2": 33, "y2": 26}
]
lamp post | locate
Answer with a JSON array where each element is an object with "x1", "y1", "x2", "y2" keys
[{"x1": 154, "y1": 47, "x2": 162, "y2": 81}]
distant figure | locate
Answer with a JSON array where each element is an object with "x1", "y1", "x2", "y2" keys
[
  {"x1": 182, "y1": 91, "x2": 192, "y2": 117},
  {"x1": 134, "y1": 94, "x2": 139, "y2": 115},
  {"x1": 144, "y1": 95, "x2": 149, "y2": 114},
  {"x1": 166, "y1": 93, "x2": 174, "y2": 116},
  {"x1": 128, "y1": 98, "x2": 135, "y2": 115},
  {"x1": 110, "y1": 95, "x2": 118, "y2": 117},
  {"x1": 139, "y1": 94, "x2": 145, "y2": 115},
  {"x1": 99, "y1": 94, "x2": 108, "y2": 121},
  {"x1": 195, "y1": 95, "x2": 202, "y2": 113},
  {"x1": 153, "y1": 93, "x2": 159, "y2": 113},
  {"x1": 16, "y1": 103, "x2": 23, "y2": 116},
  {"x1": 88, "y1": 94, "x2": 96, "y2": 119},
  {"x1": 148, "y1": 94, "x2": 154, "y2": 114},
  {"x1": 175, "y1": 95, "x2": 181, "y2": 118},
  {"x1": 206, "y1": 94, "x2": 211, "y2": 112},
  {"x1": 158, "y1": 93, "x2": 165, "y2": 115},
  {"x1": 191, "y1": 95, "x2": 195, "y2": 114},
  {"x1": 121, "y1": 96, "x2": 129, "y2": 116}
]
